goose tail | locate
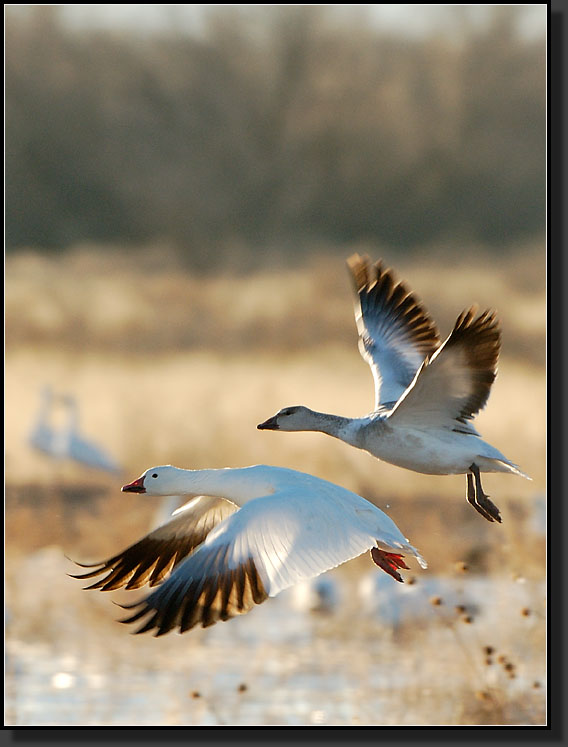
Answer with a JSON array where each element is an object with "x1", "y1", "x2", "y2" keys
[{"x1": 479, "y1": 457, "x2": 532, "y2": 480}]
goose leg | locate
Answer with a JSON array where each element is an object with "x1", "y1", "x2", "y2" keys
[
  {"x1": 466, "y1": 472, "x2": 495, "y2": 522},
  {"x1": 469, "y1": 463, "x2": 502, "y2": 523},
  {"x1": 370, "y1": 547, "x2": 409, "y2": 583}
]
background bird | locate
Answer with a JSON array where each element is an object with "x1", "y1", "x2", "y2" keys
[
  {"x1": 29, "y1": 387, "x2": 121, "y2": 474},
  {"x1": 58, "y1": 394, "x2": 122, "y2": 474}
]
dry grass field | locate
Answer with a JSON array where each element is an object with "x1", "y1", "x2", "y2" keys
[{"x1": 5, "y1": 241, "x2": 546, "y2": 726}]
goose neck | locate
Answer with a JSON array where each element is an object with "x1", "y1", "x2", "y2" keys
[
  {"x1": 309, "y1": 411, "x2": 359, "y2": 442},
  {"x1": 170, "y1": 466, "x2": 272, "y2": 506}
]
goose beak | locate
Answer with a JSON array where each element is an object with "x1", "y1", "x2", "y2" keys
[
  {"x1": 257, "y1": 415, "x2": 280, "y2": 430},
  {"x1": 121, "y1": 476, "x2": 146, "y2": 493}
]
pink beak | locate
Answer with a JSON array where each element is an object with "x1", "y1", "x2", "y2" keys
[{"x1": 121, "y1": 475, "x2": 146, "y2": 493}]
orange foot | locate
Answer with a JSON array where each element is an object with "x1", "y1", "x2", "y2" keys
[{"x1": 370, "y1": 547, "x2": 409, "y2": 583}]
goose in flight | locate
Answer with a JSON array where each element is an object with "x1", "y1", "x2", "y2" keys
[
  {"x1": 71, "y1": 464, "x2": 426, "y2": 635},
  {"x1": 257, "y1": 255, "x2": 529, "y2": 523}
]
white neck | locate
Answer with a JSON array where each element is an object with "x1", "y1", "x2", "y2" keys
[{"x1": 158, "y1": 466, "x2": 275, "y2": 507}]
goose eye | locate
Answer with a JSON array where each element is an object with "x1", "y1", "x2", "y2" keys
[{"x1": 152, "y1": 473, "x2": 158, "y2": 478}]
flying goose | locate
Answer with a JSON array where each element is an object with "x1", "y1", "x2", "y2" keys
[
  {"x1": 257, "y1": 255, "x2": 529, "y2": 523},
  {"x1": 71, "y1": 464, "x2": 426, "y2": 635}
]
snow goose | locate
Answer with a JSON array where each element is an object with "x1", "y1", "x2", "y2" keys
[
  {"x1": 71, "y1": 464, "x2": 426, "y2": 635},
  {"x1": 60, "y1": 395, "x2": 121, "y2": 474},
  {"x1": 258, "y1": 254, "x2": 529, "y2": 523}
]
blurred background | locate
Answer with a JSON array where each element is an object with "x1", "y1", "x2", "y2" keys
[{"x1": 5, "y1": 4, "x2": 546, "y2": 727}]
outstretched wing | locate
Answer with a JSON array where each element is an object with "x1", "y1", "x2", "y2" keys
[
  {"x1": 347, "y1": 254, "x2": 440, "y2": 409},
  {"x1": 70, "y1": 496, "x2": 237, "y2": 592},
  {"x1": 117, "y1": 488, "x2": 405, "y2": 636},
  {"x1": 387, "y1": 307, "x2": 501, "y2": 432}
]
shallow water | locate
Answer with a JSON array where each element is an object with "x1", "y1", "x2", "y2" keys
[
  {"x1": 6, "y1": 600, "x2": 371, "y2": 726},
  {"x1": 5, "y1": 560, "x2": 546, "y2": 727}
]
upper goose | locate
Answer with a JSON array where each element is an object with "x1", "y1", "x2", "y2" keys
[
  {"x1": 258, "y1": 255, "x2": 529, "y2": 523},
  {"x1": 71, "y1": 464, "x2": 426, "y2": 635}
]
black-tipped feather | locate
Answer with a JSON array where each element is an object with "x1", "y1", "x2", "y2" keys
[
  {"x1": 389, "y1": 305, "x2": 502, "y2": 430},
  {"x1": 443, "y1": 307, "x2": 501, "y2": 423},
  {"x1": 348, "y1": 255, "x2": 440, "y2": 360},
  {"x1": 70, "y1": 496, "x2": 237, "y2": 593},
  {"x1": 118, "y1": 547, "x2": 269, "y2": 636},
  {"x1": 347, "y1": 254, "x2": 440, "y2": 407}
]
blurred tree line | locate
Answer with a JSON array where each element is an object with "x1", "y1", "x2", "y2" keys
[{"x1": 5, "y1": 5, "x2": 545, "y2": 265}]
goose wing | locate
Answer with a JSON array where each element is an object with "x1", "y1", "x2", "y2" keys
[
  {"x1": 70, "y1": 496, "x2": 237, "y2": 591},
  {"x1": 347, "y1": 254, "x2": 440, "y2": 409},
  {"x1": 118, "y1": 487, "x2": 419, "y2": 636},
  {"x1": 387, "y1": 307, "x2": 501, "y2": 432}
]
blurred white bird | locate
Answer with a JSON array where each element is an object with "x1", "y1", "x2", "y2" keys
[
  {"x1": 72, "y1": 463, "x2": 426, "y2": 635},
  {"x1": 29, "y1": 388, "x2": 121, "y2": 474},
  {"x1": 288, "y1": 575, "x2": 340, "y2": 615},
  {"x1": 529, "y1": 494, "x2": 546, "y2": 536},
  {"x1": 28, "y1": 386, "x2": 61, "y2": 457},
  {"x1": 59, "y1": 394, "x2": 121, "y2": 474}
]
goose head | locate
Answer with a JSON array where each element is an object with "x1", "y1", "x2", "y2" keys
[
  {"x1": 257, "y1": 406, "x2": 316, "y2": 432},
  {"x1": 122, "y1": 465, "x2": 185, "y2": 496}
]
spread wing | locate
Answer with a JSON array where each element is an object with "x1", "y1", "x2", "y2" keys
[
  {"x1": 387, "y1": 307, "x2": 501, "y2": 432},
  {"x1": 70, "y1": 496, "x2": 237, "y2": 592},
  {"x1": 347, "y1": 254, "x2": 440, "y2": 409},
  {"x1": 117, "y1": 489, "x2": 393, "y2": 636}
]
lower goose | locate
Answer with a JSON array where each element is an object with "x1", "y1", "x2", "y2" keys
[{"x1": 72, "y1": 464, "x2": 426, "y2": 636}]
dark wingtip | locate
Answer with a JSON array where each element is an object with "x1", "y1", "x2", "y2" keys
[
  {"x1": 68, "y1": 559, "x2": 103, "y2": 569},
  {"x1": 346, "y1": 253, "x2": 372, "y2": 292},
  {"x1": 68, "y1": 567, "x2": 104, "y2": 580},
  {"x1": 111, "y1": 599, "x2": 140, "y2": 611}
]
